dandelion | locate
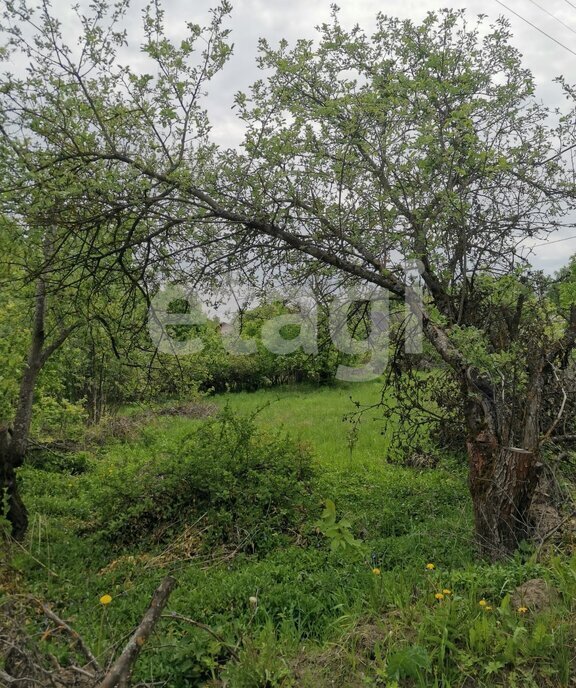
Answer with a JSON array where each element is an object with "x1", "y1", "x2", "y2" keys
[
  {"x1": 435, "y1": 592, "x2": 445, "y2": 601},
  {"x1": 372, "y1": 567, "x2": 381, "y2": 575},
  {"x1": 425, "y1": 563, "x2": 435, "y2": 570},
  {"x1": 478, "y1": 599, "x2": 488, "y2": 607},
  {"x1": 484, "y1": 606, "x2": 493, "y2": 611},
  {"x1": 98, "y1": 594, "x2": 112, "y2": 657},
  {"x1": 517, "y1": 606, "x2": 528, "y2": 614},
  {"x1": 442, "y1": 589, "x2": 452, "y2": 595},
  {"x1": 249, "y1": 596, "x2": 258, "y2": 606}
]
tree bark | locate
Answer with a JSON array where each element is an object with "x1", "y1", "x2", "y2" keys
[
  {"x1": 0, "y1": 427, "x2": 28, "y2": 540},
  {"x1": 0, "y1": 271, "x2": 78, "y2": 540},
  {"x1": 97, "y1": 576, "x2": 177, "y2": 688},
  {"x1": 0, "y1": 279, "x2": 47, "y2": 539},
  {"x1": 467, "y1": 431, "x2": 542, "y2": 560},
  {"x1": 465, "y1": 364, "x2": 545, "y2": 560}
]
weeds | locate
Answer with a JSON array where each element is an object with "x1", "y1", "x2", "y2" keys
[{"x1": 5, "y1": 384, "x2": 576, "y2": 686}]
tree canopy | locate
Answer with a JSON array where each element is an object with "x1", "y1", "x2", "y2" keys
[{"x1": 2, "y1": 0, "x2": 576, "y2": 557}]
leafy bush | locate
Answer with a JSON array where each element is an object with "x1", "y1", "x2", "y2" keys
[
  {"x1": 26, "y1": 449, "x2": 91, "y2": 475},
  {"x1": 314, "y1": 499, "x2": 364, "y2": 557},
  {"x1": 31, "y1": 395, "x2": 88, "y2": 441},
  {"x1": 90, "y1": 409, "x2": 315, "y2": 551},
  {"x1": 149, "y1": 631, "x2": 231, "y2": 686}
]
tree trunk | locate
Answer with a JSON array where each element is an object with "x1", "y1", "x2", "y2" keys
[
  {"x1": 1, "y1": 266, "x2": 80, "y2": 539},
  {"x1": 465, "y1": 364, "x2": 545, "y2": 560},
  {"x1": 467, "y1": 430, "x2": 542, "y2": 560},
  {"x1": 0, "y1": 279, "x2": 47, "y2": 539},
  {"x1": 0, "y1": 428, "x2": 28, "y2": 540}
]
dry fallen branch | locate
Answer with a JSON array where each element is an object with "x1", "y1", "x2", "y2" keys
[
  {"x1": 0, "y1": 668, "x2": 17, "y2": 685},
  {"x1": 1, "y1": 577, "x2": 177, "y2": 688},
  {"x1": 96, "y1": 576, "x2": 177, "y2": 688},
  {"x1": 39, "y1": 602, "x2": 101, "y2": 673}
]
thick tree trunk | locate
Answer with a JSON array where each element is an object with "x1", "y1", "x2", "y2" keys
[
  {"x1": 0, "y1": 280, "x2": 46, "y2": 539},
  {"x1": 465, "y1": 364, "x2": 545, "y2": 560},
  {"x1": 1, "y1": 269, "x2": 79, "y2": 539},
  {"x1": 467, "y1": 431, "x2": 541, "y2": 560},
  {"x1": 0, "y1": 428, "x2": 28, "y2": 540}
]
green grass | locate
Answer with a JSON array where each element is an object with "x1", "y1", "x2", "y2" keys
[
  {"x1": 3, "y1": 382, "x2": 576, "y2": 687},
  {"x1": 212, "y1": 380, "x2": 398, "y2": 467},
  {"x1": 125, "y1": 379, "x2": 418, "y2": 468}
]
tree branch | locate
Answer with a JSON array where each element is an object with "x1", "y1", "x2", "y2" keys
[
  {"x1": 97, "y1": 576, "x2": 177, "y2": 688},
  {"x1": 39, "y1": 601, "x2": 101, "y2": 672},
  {"x1": 39, "y1": 322, "x2": 82, "y2": 368}
]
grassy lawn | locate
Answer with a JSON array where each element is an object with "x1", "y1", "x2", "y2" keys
[{"x1": 214, "y1": 381, "x2": 391, "y2": 467}]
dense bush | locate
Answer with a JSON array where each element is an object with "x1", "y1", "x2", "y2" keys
[
  {"x1": 31, "y1": 395, "x2": 88, "y2": 441},
  {"x1": 26, "y1": 449, "x2": 91, "y2": 475},
  {"x1": 178, "y1": 302, "x2": 342, "y2": 394},
  {"x1": 90, "y1": 409, "x2": 316, "y2": 551}
]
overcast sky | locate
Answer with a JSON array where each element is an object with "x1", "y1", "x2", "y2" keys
[
  {"x1": 148, "y1": 0, "x2": 576, "y2": 139},
  {"x1": 35, "y1": 0, "x2": 576, "y2": 271},
  {"x1": 133, "y1": 0, "x2": 576, "y2": 272}
]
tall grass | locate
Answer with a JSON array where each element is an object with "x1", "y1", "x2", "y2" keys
[{"x1": 212, "y1": 380, "x2": 400, "y2": 468}]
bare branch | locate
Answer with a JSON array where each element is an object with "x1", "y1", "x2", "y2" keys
[
  {"x1": 97, "y1": 576, "x2": 177, "y2": 688},
  {"x1": 39, "y1": 602, "x2": 101, "y2": 673}
]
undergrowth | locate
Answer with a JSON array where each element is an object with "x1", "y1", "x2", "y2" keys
[{"x1": 3, "y1": 383, "x2": 576, "y2": 687}]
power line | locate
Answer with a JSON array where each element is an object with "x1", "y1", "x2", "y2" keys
[
  {"x1": 563, "y1": 0, "x2": 576, "y2": 10},
  {"x1": 493, "y1": 0, "x2": 576, "y2": 56},
  {"x1": 530, "y1": 233, "x2": 576, "y2": 248},
  {"x1": 525, "y1": 0, "x2": 576, "y2": 34}
]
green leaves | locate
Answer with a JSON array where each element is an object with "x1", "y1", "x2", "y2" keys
[
  {"x1": 314, "y1": 498, "x2": 364, "y2": 556},
  {"x1": 385, "y1": 644, "x2": 430, "y2": 681}
]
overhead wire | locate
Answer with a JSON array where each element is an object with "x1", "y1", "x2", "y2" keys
[
  {"x1": 484, "y1": 1, "x2": 576, "y2": 259},
  {"x1": 528, "y1": 233, "x2": 576, "y2": 248},
  {"x1": 524, "y1": 0, "x2": 576, "y2": 34},
  {"x1": 493, "y1": 0, "x2": 576, "y2": 56}
]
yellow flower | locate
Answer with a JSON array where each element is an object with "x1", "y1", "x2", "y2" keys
[
  {"x1": 435, "y1": 592, "x2": 445, "y2": 601},
  {"x1": 442, "y1": 589, "x2": 452, "y2": 595},
  {"x1": 99, "y1": 594, "x2": 112, "y2": 606},
  {"x1": 484, "y1": 606, "x2": 493, "y2": 611},
  {"x1": 372, "y1": 567, "x2": 381, "y2": 575},
  {"x1": 425, "y1": 563, "x2": 435, "y2": 570},
  {"x1": 478, "y1": 599, "x2": 488, "y2": 607},
  {"x1": 517, "y1": 606, "x2": 528, "y2": 614}
]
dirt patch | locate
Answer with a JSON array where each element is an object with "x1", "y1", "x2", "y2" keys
[
  {"x1": 511, "y1": 578, "x2": 558, "y2": 612},
  {"x1": 290, "y1": 644, "x2": 367, "y2": 688},
  {"x1": 290, "y1": 619, "x2": 397, "y2": 687}
]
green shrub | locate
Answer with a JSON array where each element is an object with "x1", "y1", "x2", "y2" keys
[
  {"x1": 148, "y1": 630, "x2": 230, "y2": 686},
  {"x1": 90, "y1": 409, "x2": 315, "y2": 552},
  {"x1": 26, "y1": 449, "x2": 91, "y2": 475},
  {"x1": 32, "y1": 395, "x2": 88, "y2": 441}
]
